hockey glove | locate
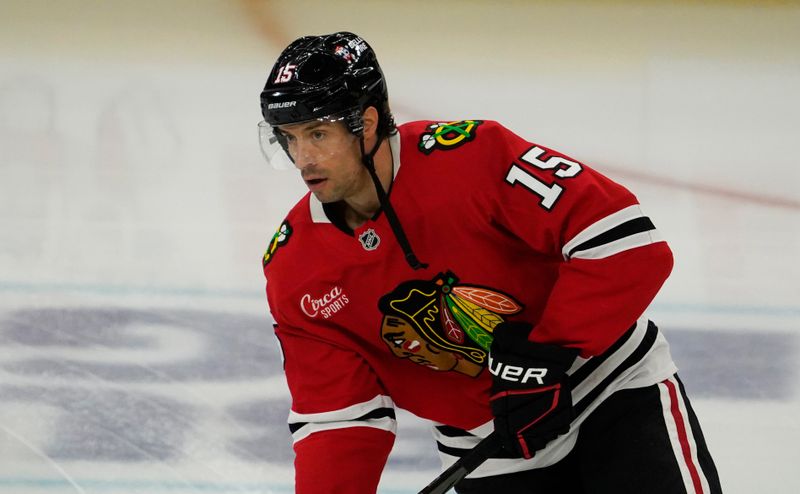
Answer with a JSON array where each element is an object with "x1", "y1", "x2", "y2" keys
[{"x1": 489, "y1": 321, "x2": 579, "y2": 459}]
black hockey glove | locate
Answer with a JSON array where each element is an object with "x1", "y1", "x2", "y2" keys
[{"x1": 489, "y1": 321, "x2": 579, "y2": 459}]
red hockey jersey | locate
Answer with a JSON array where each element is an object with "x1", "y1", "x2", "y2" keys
[{"x1": 263, "y1": 120, "x2": 677, "y2": 493}]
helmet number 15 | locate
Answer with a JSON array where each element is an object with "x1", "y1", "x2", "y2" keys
[
  {"x1": 505, "y1": 147, "x2": 582, "y2": 211},
  {"x1": 273, "y1": 64, "x2": 297, "y2": 84}
]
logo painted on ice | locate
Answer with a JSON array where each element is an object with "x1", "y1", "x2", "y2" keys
[
  {"x1": 300, "y1": 286, "x2": 350, "y2": 319},
  {"x1": 358, "y1": 228, "x2": 381, "y2": 251}
]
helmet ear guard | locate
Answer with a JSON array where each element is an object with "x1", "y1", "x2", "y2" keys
[{"x1": 344, "y1": 108, "x2": 365, "y2": 136}]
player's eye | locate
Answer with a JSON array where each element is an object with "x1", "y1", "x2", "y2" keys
[{"x1": 311, "y1": 130, "x2": 325, "y2": 141}]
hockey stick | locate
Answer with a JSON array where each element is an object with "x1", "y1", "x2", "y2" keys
[{"x1": 417, "y1": 432, "x2": 503, "y2": 494}]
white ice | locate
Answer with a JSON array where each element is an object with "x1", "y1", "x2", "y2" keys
[{"x1": 0, "y1": 1, "x2": 798, "y2": 493}]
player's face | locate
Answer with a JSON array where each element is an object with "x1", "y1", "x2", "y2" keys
[
  {"x1": 278, "y1": 119, "x2": 370, "y2": 203},
  {"x1": 380, "y1": 317, "x2": 459, "y2": 372}
]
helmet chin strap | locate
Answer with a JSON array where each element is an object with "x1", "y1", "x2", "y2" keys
[{"x1": 359, "y1": 135, "x2": 428, "y2": 271}]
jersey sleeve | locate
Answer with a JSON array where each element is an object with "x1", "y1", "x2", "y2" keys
[
  {"x1": 271, "y1": 316, "x2": 396, "y2": 493},
  {"x1": 480, "y1": 122, "x2": 674, "y2": 357}
]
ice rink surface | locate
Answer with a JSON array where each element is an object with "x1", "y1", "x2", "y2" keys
[{"x1": 1, "y1": 1, "x2": 798, "y2": 492}]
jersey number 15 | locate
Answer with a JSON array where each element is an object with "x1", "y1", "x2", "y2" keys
[{"x1": 505, "y1": 146, "x2": 582, "y2": 211}]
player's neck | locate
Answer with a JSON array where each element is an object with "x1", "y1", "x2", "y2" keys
[{"x1": 343, "y1": 139, "x2": 393, "y2": 230}]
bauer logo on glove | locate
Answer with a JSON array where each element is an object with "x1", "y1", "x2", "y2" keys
[
  {"x1": 488, "y1": 321, "x2": 579, "y2": 459},
  {"x1": 488, "y1": 358, "x2": 548, "y2": 385}
]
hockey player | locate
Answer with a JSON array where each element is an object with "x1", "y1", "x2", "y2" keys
[{"x1": 258, "y1": 31, "x2": 722, "y2": 494}]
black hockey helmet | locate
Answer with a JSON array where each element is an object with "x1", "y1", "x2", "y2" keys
[
  {"x1": 260, "y1": 31, "x2": 394, "y2": 137},
  {"x1": 258, "y1": 32, "x2": 426, "y2": 271}
]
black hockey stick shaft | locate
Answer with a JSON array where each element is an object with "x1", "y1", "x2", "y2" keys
[{"x1": 417, "y1": 432, "x2": 503, "y2": 494}]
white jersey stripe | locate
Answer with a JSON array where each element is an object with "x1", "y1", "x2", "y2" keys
[
  {"x1": 289, "y1": 394, "x2": 397, "y2": 444},
  {"x1": 289, "y1": 394, "x2": 394, "y2": 423},
  {"x1": 561, "y1": 204, "x2": 666, "y2": 260},
  {"x1": 291, "y1": 415, "x2": 396, "y2": 443},
  {"x1": 436, "y1": 317, "x2": 677, "y2": 479},
  {"x1": 658, "y1": 377, "x2": 708, "y2": 494},
  {"x1": 562, "y1": 205, "x2": 645, "y2": 259},
  {"x1": 569, "y1": 229, "x2": 664, "y2": 261},
  {"x1": 570, "y1": 316, "x2": 647, "y2": 404}
]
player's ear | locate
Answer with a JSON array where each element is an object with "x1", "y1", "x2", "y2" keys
[{"x1": 362, "y1": 106, "x2": 379, "y2": 139}]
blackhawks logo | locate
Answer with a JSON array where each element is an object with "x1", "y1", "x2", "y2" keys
[
  {"x1": 262, "y1": 220, "x2": 292, "y2": 267},
  {"x1": 418, "y1": 120, "x2": 482, "y2": 154},
  {"x1": 378, "y1": 271, "x2": 522, "y2": 377}
]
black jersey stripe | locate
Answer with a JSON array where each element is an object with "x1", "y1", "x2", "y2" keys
[
  {"x1": 434, "y1": 424, "x2": 475, "y2": 438},
  {"x1": 436, "y1": 321, "x2": 660, "y2": 462},
  {"x1": 567, "y1": 217, "x2": 656, "y2": 258},
  {"x1": 568, "y1": 322, "x2": 637, "y2": 389},
  {"x1": 437, "y1": 440, "x2": 519, "y2": 459},
  {"x1": 288, "y1": 407, "x2": 396, "y2": 434},
  {"x1": 572, "y1": 320, "x2": 659, "y2": 417}
]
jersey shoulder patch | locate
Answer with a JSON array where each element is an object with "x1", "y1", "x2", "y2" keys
[
  {"x1": 417, "y1": 119, "x2": 483, "y2": 154},
  {"x1": 262, "y1": 219, "x2": 292, "y2": 268}
]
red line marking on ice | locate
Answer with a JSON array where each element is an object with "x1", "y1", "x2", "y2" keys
[{"x1": 602, "y1": 166, "x2": 800, "y2": 211}]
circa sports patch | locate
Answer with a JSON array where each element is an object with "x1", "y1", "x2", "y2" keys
[
  {"x1": 418, "y1": 120, "x2": 483, "y2": 155},
  {"x1": 263, "y1": 220, "x2": 292, "y2": 267}
]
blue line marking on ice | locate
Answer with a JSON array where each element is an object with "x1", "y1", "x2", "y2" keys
[
  {"x1": 1, "y1": 280, "x2": 798, "y2": 317},
  {"x1": 0, "y1": 280, "x2": 260, "y2": 299},
  {"x1": 651, "y1": 301, "x2": 800, "y2": 317},
  {"x1": 0, "y1": 478, "x2": 292, "y2": 493},
  {"x1": 0, "y1": 478, "x2": 420, "y2": 494}
]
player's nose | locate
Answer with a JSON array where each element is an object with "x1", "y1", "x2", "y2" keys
[{"x1": 291, "y1": 139, "x2": 316, "y2": 169}]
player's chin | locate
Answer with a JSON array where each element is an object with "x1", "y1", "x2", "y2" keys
[{"x1": 312, "y1": 189, "x2": 339, "y2": 203}]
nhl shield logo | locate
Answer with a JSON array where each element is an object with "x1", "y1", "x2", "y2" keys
[{"x1": 358, "y1": 228, "x2": 381, "y2": 251}]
